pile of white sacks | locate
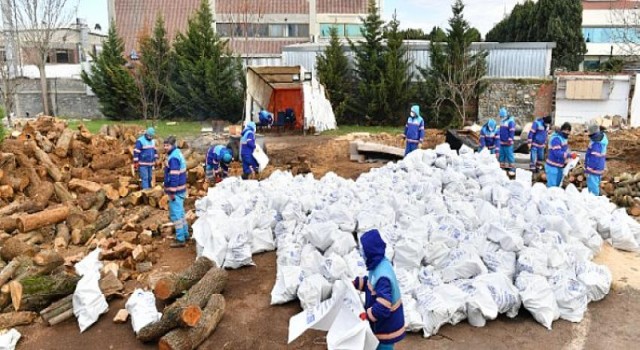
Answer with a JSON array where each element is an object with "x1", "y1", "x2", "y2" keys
[{"x1": 193, "y1": 144, "x2": 640, "y2": 337}]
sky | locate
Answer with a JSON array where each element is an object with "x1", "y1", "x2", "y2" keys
[
  {"x1": 75, "y1": 0, "x2": 522, "y2": 36},
  {"x1": 382, "y1": 0, "x2": 522, "y2": 35}
]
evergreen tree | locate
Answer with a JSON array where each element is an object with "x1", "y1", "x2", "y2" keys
[
  {"x1": 486, "y1": 0, "x2": 586, "y2": 71},
  {"x1": 139, "y1": 14, "x2": 172, "y2": 121},
  {"x1": 420, "y1": 0, "x2": 487, "y2": 128},
  {"x1": 379, "y1": 12, "x2": 414, "y2": 125},
  {"x1": 429, "y1": 26, "x2": 447, "y2": 42},
  {"x1": 316, "y1": 26, "x2": 353, "y2": 124},
  {"x1": 169, "y1": 0, "x2": 244, "y2": 121},
  {"x1": 349, "y1": 0, "x2": 386, "y2": 125},
  {"x1": 81, "y1": 22, "x2": 139, "y2": 120}
]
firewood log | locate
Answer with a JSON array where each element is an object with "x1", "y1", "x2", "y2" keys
[
  {"x1": 70, "y1": 167, "x2": 90, "y2": 180},
  {"x1": 69, "y1": 178, "x2": 103, "y2": 193},
  {"x1": 17, "y1": 205, "x2": 70, "y2": 233},
  {"x1": 2, "y1": 273, "x2": 80, "y2": 312},
  {"x1": 54, "y1": 223, "x2": 70, "y2": 249},
  {"x1": 54, "y1": 129, "x2": 76, "y2": 157},
  {"x1": 0, "y1": 311, "x2": 38, "y2": 329},
  {"x1": 77, "y1": 208, "x2": 118, "y2": 245},
  {"x1": 158, "y1": 295, "x2": 225, "y2": 350},
  {"x1": 0, "y1": 184, "x2": 13, "y2": 200},
  {"x1": 137, "y1": 267, "x2": 228, "y2": 342},
  {"x1": 0, "y1": 237, "x2": 37, "y2": 261},
  {"x1": 0, "y1": 259, "x2": 20, "y2": 286},
  {"x1": 28, "y1": 141, "x2": 62, "y2": 182},
  {"x1": 53, "y1": 182, "x2": 74, "y2": 203},
  {"x1": 0, "y1": 215, "x2": 18, "y2": 234},
  {"x1": 154, "y1": 257, "x2": 215, "y2": 301},
  {"x1": 40, "y1": 294, "x2": 73, "y2": 326}
]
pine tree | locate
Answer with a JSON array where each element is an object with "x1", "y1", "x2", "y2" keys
[
  {"x1": 139, "y1": 14, "x2": 172, "y2": 121},
  {"x1": 420, "y1": 0, "x2": 487, "y2": 128},
  {"x1": 316, "y1": 26, "x2": 353, "y2": 124},
  {"x1": 81, "y1": 22, "x2": 139, "y2": 120},
  {"x1": 169, "y1": 0, "x2": 244, "y2": 121},
  {"x1": 379, "y1": 12, "x2": 414, "y2": 125},
  {"x1": 349, "y1": 0, "x2": 386, "y2": 125},
  {"x1": 429, "y1": 26, "x2": 447, "y2": 42}
]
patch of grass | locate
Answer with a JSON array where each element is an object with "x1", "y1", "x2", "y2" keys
[
  {"x1": 65, "y1": 119, "x2": 204, "y2": 138},
  {"x1": 321, "y1": 125, "x2": 404, "y2": 136}
]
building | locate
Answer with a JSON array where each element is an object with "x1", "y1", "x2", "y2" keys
[
  {"x1": 108, "y1": 0, "x2": 378, "y2": 58},
  {"x1": 0, "y1": 25, "x2": 106, "y2": 65},
  {"x1": 582, "y1": 0, "x2": 640, "y2": 69}
]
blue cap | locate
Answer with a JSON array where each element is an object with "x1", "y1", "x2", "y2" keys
[
  {"x1": 146, "y1": 127, "x2": 155, "y2": 137},
  {"x1": 499, "y1": 108, "x2": 508, "y2": 118},
  {"x1": 246, "y1": 121, "x2": 256, "y2": 131},
  {"x1": 487, "y1": 119, "x2": 496, "y2": 130},
  {"x1": 222, "y1": 153, "x2": 232, "y2": 164}
]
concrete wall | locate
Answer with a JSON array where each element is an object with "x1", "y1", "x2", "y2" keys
[
  {"x1": 478, "y1": 79, "x2": 555, "y2": 127},
  {"x1": 13, "y1": 77, "x2": 102, "y2": 118},
  {"x1": 555, "y1": 74, "x2": 631, "y2": 125}
]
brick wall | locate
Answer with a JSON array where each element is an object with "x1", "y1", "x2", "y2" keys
[
  {"x1": 582, "y1": 0, "x2": 639, "y2": 10},
  {"x1": 216, "y1": 0, "x2": 309, "y2": 14},
  {"x1": 114, "y1": 0, "x2": 200, "y2": 53},
  {"x1": 478, "y1": 79, "x2": 555, "y2": 127},
  {"x1": 227, "y1": 38, "x2": 308, "y2": 55},
  {"x1": 317, "y1": 0, "x2": 368, "y2": 14}
]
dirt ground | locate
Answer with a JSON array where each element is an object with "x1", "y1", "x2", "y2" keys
[{"x1": 15, "y1": 131, "x2": 640, "y2": 350}]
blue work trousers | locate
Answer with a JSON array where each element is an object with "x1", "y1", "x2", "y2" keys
[
  {"x1": 545, "y1": 164, "x2": 564, "y2": 188},
  {"x1": 242, "y1": 154, "x2": 259, "y2": 176},
  {"x1": 499, "y1": 145, "x2": 515, "y2": 171},
  {"x1": 377, "y1": 343, "x2": 394, "y2": 350},
  {"x1": 139, "y1": 166, "x2": 153, "y2": 190},
  {"x1": 169, "y1": 193, "x2": 188, "y2": 242},
  {"x1": 405, "y1": 141, "x2": 419, "y2": 156},
  {"x1": 530, "y1": 147, "x2": 545, "y2": 171},
  {"x1": 587, "y1": 174, "x2": 601, "y2": 196}
]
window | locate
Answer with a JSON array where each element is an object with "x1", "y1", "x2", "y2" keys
[
  {"x1": 269, "y1": 24, "x2": 286, "y2": 37},
  {"x1": 287, "y1": 24, "x2": 309, "y2": 38},
  {"x1": 582, "y1": 27, "x2": 640, "y2": 44},
  {"x1": 56, "y1": 50, "x2": 71, "y2": 63},
  {"x1": 217, "y1": 23, "x2": 233, "y2": 37},
  {"x1": 249, "y1": 24, "x2": 269, "y2": 37},
  {"x1": 320, "y1": 23, "x2": 363, "y2": 38}
]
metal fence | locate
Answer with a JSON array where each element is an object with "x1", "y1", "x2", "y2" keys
[{"x1": 281, "y1": 41, "x2": 556, "y2": 79}]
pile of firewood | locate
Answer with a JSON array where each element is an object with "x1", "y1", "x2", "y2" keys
[
  {"x1": 0, "y1": 116, "x2": 212, "y2": 332},
  {"x1": 0, "y1": 247, "x2": 124, "y2": 328},
  {"x1": 130, "y1": 257, "x2": 228, "y2": 350},
  {"x1": 564, "y1": 165, "x2": 640, "y2": 217}
]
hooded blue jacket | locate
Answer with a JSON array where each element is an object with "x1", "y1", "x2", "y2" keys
[
  {"x1": 585, "y1": 132, "x2": 607, "y2": 176},
  {"x1": 133, "y1": 135, "x2": 158, "y2": 167},
  {"x1": 479, "y1": 119, "x2": 499, "y2": 150},
  {"x1": 546, "y1": 131, "x2": 570, "y2": 168},
  {"x1": 241, "y1": 123, "x2": 257, "y2": 157},
  {"x1": 499, "y1": 116, "x2": 516, "y2": 145},
  {"x1": 206, "y1": 145, "x2": 232, "y2": 176},
  {"x1": 353, "y1": 229, "x2": 405, "y2": 345},
  {"x1": 528, "y1": 118, "x2": 549, "y2": 149},
  {"x1": 164, "y1": 147, "x2": 187, "y2": 195},
  {"x1": 404, "y1": 106, "x2": 425, "y2": 143}
]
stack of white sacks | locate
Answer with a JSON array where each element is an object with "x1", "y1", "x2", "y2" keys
[{"x1": 193, "y1": 144, "x2": 640, "y2": 337}]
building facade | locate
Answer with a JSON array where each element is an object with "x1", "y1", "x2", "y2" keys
[
  {"x1": 109, "y1": 0, "x2": 379, "y2": 57},
  {"x1": 582, "y1": 0, "x2": 640, "y2": 69}
]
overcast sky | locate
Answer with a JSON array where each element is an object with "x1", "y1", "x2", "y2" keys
[{"x1": 76, "y1": 0, "x2": 522, "y2": 36}]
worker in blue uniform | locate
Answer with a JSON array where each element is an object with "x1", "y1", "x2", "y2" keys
[
  {"x1": 545, "y1": 122, "x2": 576, "y2": 188},
  {"x1": 498, "y1": 108, "x2": 516, "y2": 175},
  {"x1": 133, "y1": 127, "x2": 158, "y2": 189},
  {"x1": 241, "y1": 121, "x2": 259, "y2": 180},
  {"x1": 205, "y1": 145, "x2": 233, "y2": 183},
  {"x1": 528, "y1": 115, "x2": 553, "y2": 173},
  {"x1": 584, "y1": 123, "x2": 608, "y2": 195},
  {"x1": 479, "y1": 119, "x2": 499, "y2": 156},
  {"x1": 403, "y1": 105, "x2": 424, "y2": 156},
  {"x1": 258, "y1": 108, "x2": 273, "y2": 127},
  {"x1": 163, "y1": 136, "x2": 188, "y2": 248},
  {"x1": 353, "y1": 229, "x2": 406, "y2": 350}
]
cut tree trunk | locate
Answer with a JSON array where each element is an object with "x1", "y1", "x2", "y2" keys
[
  {"x1": 34, "y1": 131, "x2": 54, "y2": 153},
  {"x1": 40, "y1": 294, "x2": 73, "y2": 326},
  {"x1": 104, "y1": 184, "x2": 121, "y2": 201},
  {"x1": 33, "y1": 250, "x2": 64, "y2": 268},
  {"x1": 158, "y1": 295, "x2": 226, "y2": 350},
  {"x1": 55, "y1": 129, "x2": 76, "y2": 157},
  {"x1": 3, "y1": 273, "x2": 80, "y2": 312},
  {"x1": 28, "y1": 141, "x2": 62, "y2": 182},
  {"x1": 53, "y1": 182, "x2": 74, "y2": 203},
  {"x1": 0, "y1": 237, "x2": 37, "y2": 261},
  {"x1": 0, "y1": 311, "x2": 38, "y2": 329},
  {"x1": 54, "y1": 223, "x2": 70, "y2": 249},
  {"x1": 0, "y1": 184, "x2": 13, "y2": 200},
  {"x1": 78, "y1": 208, "x2": 118, "y2": 245},
  {"x1": 69, "y1": 179, "x2": 103, "y2": 193},
  {"x1": 143, "y1": 187, "x2": 165, "y2": 208},
  {"x1": 137, "y1": 267, "x2": 228, "y2": 342},
  {"x1": 0, "y1": 259, "x2": 20, "y2": 286},
  {"x1": 91, "y1": 154, "x2": 129, "y2": 171},
  {"x1": 154, "y1": 257, "x2": 215, "y2": 301},
  {"x1": 18, "y1": 205, "x2": 70, "y2": 233},
  {"x1": 0, "y1": 215, "x2": 18, "y2": 233},
  {"x1": 70, "y1": 167, "x2": 90, "y2": 180}
]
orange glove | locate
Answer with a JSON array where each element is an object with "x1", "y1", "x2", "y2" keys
[
  {"x1": 571, "y1": 152, "x2": 578, "y2": 159},
  {"x1": 359, "y1": 312, "x2": 367, "y2": 321}
]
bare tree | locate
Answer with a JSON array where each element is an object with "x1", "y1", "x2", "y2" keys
[
  {"x1": 11, "y1": 0, "x2": 77, "y2": 116},
  {"x1": 1, "y1": 0, "x2": 24, "y2": 122},
  {"x1": 607, "y1": 1, "x2": 640, "y2": 60},
  {"x1": 219, "y1": 0, "x2": 265, "y2": 66}
]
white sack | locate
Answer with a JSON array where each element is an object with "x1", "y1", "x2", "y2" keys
[
  {"x1": 0, "y1": 329, "x2": 21, "y2": 350},
  {"x1": 298, "y1": 274, "x2": 333, "y2": 310},
  {"x1": 271, "y1": 266, "x2": 304, "y2": 305},
  {"x1": 251, "y1": 227, "x2": 276, "y2": 254},
  {"x1": 125, "y1": 289, "x2": 162, "y2": 334},
  {"x1": 73, "y1": 271, "x2": 109, "y2": 333},
  {"x1": 475, "y1": 273, "x2": 521, "y2": 318},
  {"x1": 575, "y1": 261, "x2": 612, "y2": 302},
  {"x1": 515, "y1": 272, "x2": 560, "y2": 330},
  {"x1": 415, "y1": 284, "x2": 468, "y2": 338}
]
